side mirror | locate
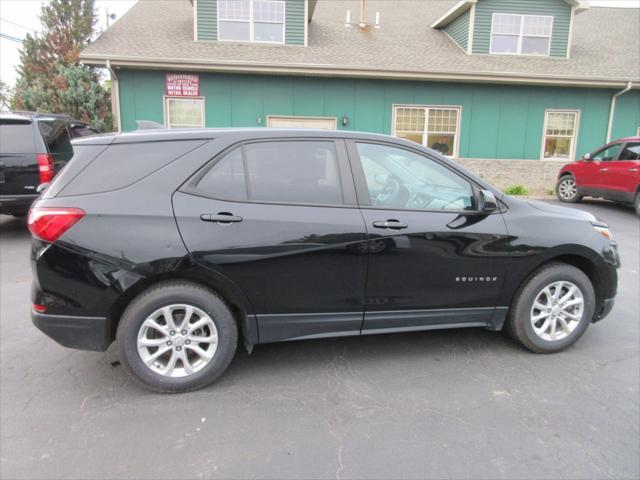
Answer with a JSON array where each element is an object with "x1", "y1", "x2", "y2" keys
[
  {"x1": 583, "y1": 153, "x2": 592, "y2": 161},
  {"x1": 478, "y1": 189, "x2": 498, "y2": 213}
]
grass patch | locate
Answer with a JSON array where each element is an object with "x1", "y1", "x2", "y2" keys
[{"x1": 504, "y1": 185, "x2": 529, "y2": 196}]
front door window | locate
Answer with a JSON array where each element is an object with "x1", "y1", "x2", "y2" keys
[
  {"x1": 592, "y1": 144, "x2": 622, "y2": 162},
  {"x1": 355, "y1": 143, "x2": 475, "y2": 211}
]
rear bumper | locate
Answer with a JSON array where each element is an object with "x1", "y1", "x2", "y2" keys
[
  {"x1": 0, "y1": 194, "x2": 37, "y2": 215},
  {"x1": 31, "y1": 310, "x2": 110, "y2": 351}
]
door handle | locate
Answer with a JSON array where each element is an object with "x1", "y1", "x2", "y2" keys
[
  {"x1": 200, "y1": 213, "x2": 243, "y2": 224},
  {"x1": 629, "y1": 168, "x2": 639, "y2": 172},
  {"x1": 373, "y1": 220, "x2": 408, "y2": 230},
  {"x1": 600, "y1": 168, "x2": 608, "y2": 172}
]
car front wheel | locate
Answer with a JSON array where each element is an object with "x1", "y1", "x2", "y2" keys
[
  {"x1": 117, "y1": 281, "x2": 238, "y2": 393},
  {"x1": 506, "y1": 263, "x2": 595, "y2": 353},
  {"x1": 635, "y1": 192, "x2": 640, "y2": 216},
  {"x1": 556, "y1": 175, "x2": 582, "y2": 203}
]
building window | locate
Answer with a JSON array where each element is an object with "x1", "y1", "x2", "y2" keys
[
  {"x1": 393, "y1": 105, "x2": 461, "y2": 157},
  {"x1": 218, "y1": 0, "x2": 285, "y2": 43},
  {"x1": 490, "y1": 13, "x2": 553, "y2": 56},
  {"x1": 165, "y1": 97, "x2": 205, "y2": 128},
  {"x1": 542, "y1": 110, "x2": 579, "y2": 160}
]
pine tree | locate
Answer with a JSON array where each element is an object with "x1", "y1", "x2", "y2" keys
[{"x1": 12, "y1": 0, "x2": 112, "y2": 131}]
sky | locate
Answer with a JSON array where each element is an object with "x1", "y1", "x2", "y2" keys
[{"x1": 1, "y1": 0, "x2": 639, "y2": 87}]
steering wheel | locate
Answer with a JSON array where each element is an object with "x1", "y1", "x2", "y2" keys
[{"x1": 376, "y1": 177, "x2": 401, "y2": 205}]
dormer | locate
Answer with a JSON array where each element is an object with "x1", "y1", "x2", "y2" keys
[
  {"x1": 193, "y1": 0, "x2": 315, "y2": 46},
  {"x1": 432, "y1": 0, "x2": 590, "y2": 58}
]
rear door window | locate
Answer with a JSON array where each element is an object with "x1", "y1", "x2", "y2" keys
[
  {"x1": 0, "y1": 121, "x2": 36, "y2": 154},
  {"x1": 195, "y1": 141, "x2": 344, "y2": 205}
]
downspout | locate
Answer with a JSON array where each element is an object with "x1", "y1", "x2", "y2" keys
[
  {"x1": 606, "y1": 81, "x2": 632, "y2": 143},
  {"x1": 106, "y1": 59, "x2": 122, "y2": 132}
]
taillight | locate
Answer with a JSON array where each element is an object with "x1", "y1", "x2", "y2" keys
[
  {"x1": 32, "y1": 304, "x2": 47, "y2": 313},
  {"x1": 37, "y1": 153, "x2": 54, "y2": 184},
  {"x1": 27, "y1": 207, "x2": 85, "y2": 243}
]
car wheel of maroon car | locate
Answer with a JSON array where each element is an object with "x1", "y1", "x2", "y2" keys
[{"x1": 556, "y1": 175, "x2": 582, "y2": 203}]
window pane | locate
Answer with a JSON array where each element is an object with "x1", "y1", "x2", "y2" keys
[
  {"x1": 38, "y1": 120, "x2": 73, "y2": 158},
  {"x1": 619, "y1": 143, "x2": 640, "y2": 160},
  {"x1": 427, "y1": 134, "x2": 455, "y2": 156},
  {"x1": 427, "y1": 108, "x2": 458, "y2": 134},
  {"x1": 522, "y1": 36, "x2": 549, "y2": 55},
  {"x1": 491, "y1": 35, "x2": 519, "y2": 53},
  {"x1": 219, "y1": 21, "x2": 250, "y2": 41},
  {"x1": 253, "y1": 0, "x2": 284, "y2": 22},
  {"x1": 544, "y1": 137, "x2": 572, "y2": 159},
  {"x1": 523, "y1": 16, "x2": 552, "y2": 36},
  {"x1": 395, "y1": 107, "x2": 425, "y2": 133},
  {"x1": 546, "y1": 112, "x2": 576, "y2": 137},
  {"x1": 167, "y1": 98, "x2": 203, "y2": 128},
  {"x1": 254, "y1": 22, "x2": 283, "y2": 42},
  {"x1": 593, "y1": 144, "x2": 622, "y2": 161},
  {"x1": 196, "y1": 148, "x2": 248, "y2": 200},
  {"x1": 492, "y1": 14, "x2": 521, "y2": 35},
  {"x1": 355, "y1": 143, "x2": 475, "y2": 211},
  {"x1": 396, "y1": 132, "x2": 424, "y2": 145},
  {"x1": 245, "y1": 141, "x2": 343, "y2": 205},
  {"x1": 218, "y1": 0, "x2": 250, "y2": 20}
]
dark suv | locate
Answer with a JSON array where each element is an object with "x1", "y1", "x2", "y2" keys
[
  {"x1": 0, "y1": 112, "x2": 98, "y2": 217},
  {"x1": 29, "y1": 129, "x2": 619, "y2": 392}
]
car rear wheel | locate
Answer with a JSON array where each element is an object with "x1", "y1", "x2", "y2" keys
[
  {"x1": 506, "y1": 263, "x2": 595, "y2": 353},
  {"x1": 635, "y1": 192, "x2": 640, "y2": 216},
  {"x1": 117, "y1": 281, "x2": 237, "y2": 393},
  {"x1": 556, "y1": 175, "x2": 582, "y2": 203}
]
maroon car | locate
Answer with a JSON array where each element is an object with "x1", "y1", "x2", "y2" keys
[{"x1": 556, "y1": 136, "x2": 640, "y2": 215}]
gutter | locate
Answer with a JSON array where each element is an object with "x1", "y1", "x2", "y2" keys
[
  {"x1": 606, "y1": 81, "x2": 632, "y2": 143},
  {"x1": 106, "y1": 59, "x2": 121, "y2": 132},
  {"x1": 82, "y1": 55, "x2": 639, "y2": 90}
]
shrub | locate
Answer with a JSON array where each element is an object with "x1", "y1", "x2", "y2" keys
[{"x1": 504, "y1": 185, "x2": 529, "y2": 196}]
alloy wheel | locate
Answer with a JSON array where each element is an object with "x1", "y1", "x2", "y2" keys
[
  {"x1": 137, "y1": 304, "x2": 218, "y2": 377},
  {"x1": 530, "y1": 281, "x2": 584, "y2": 341},
  {"x1": 558, "y1": 178, "x2": 577, "y2": 201}
]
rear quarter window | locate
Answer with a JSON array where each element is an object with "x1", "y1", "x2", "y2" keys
[
  {"x1": 59, "y1": 140, "x2": 206, "y2": 197},
  {"x1": 0, "y1": 121, "x2": 36, "y2": 154},
  {"x1": 38, "y1": 120, "x2": 73, "y2": 160}
]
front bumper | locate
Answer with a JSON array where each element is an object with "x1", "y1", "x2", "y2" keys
[
  {"x1": 31, "y1": 310, "x2": 110, "y2": 351},
  {"x1": 594, "y1": 298, "x2": 616, "y2": 323},
  {"x1": 0, "y1": 194, "x2": 37, "y2": 216}
]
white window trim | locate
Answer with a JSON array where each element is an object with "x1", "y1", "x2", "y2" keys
[
  {"x1": 540, "y1": 109, "x2": 580, "y2": 161},
  {"x1": 217, "y1": 0, "x2": 286, "y2": 45},
  {"x1": 164, "y1": 96, "x2": 206, "y2": 129},
  {"x1": 489, "y1": 13, "x2": 553, "y2": 57},
  {"x1": 392, "y1": 104, "x2": 462, "y2": 158},
  {"x1": 266, "y1": 115, "x2": 337, "y2": 129}
]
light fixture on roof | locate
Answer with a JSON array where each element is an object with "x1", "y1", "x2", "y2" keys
[{"x1": 345, "y1": 0, "x2": 380, "y2": 29}]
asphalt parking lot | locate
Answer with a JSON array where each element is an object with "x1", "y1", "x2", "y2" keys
[{"x1": 1, "y1": 199, "x2": 638, "y2": 480}]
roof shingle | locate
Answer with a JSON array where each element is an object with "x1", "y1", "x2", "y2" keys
[{"x1": 81, "y1": 0, "x2": 640, "y2": 86}]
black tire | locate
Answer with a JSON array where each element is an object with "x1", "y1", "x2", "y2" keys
[
  {"x1": 635, "y1": 192, "x2": 640, "y2": 217},
  {"x1": 117, "y1": 281, "x2": 238, "y2": 393},
  {"x1": 506, "y1": 263, "x2": 595, "y2": 354},
  {"x1": 556, "y1": 174, "x2": 582, "y2": 203}
]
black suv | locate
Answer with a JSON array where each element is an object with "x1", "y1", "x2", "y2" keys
[
  {"x1": 0, "y1": 112, "x2": 99, "y2": 217},
  {"x1": 29, "y1": 129, "x2": 619, "y2": 392}
]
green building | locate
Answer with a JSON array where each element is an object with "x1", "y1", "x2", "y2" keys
[{"x1": 81, "y1": 0, "x2": 639, "y2": 190}]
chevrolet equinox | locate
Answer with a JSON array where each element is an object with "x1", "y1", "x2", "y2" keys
[{"x1": 29, "y1": 129, "x2": 620, "y2": 392}]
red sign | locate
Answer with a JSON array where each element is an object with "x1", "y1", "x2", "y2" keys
[{"x1": 166, "y1": 73, "x2": 200, "y2": 97}]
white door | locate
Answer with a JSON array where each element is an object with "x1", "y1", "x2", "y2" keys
[{"x1": 267, "y1": 116, "x2": 337, "y2": 130}]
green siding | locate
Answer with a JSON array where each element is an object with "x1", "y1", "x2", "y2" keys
[
  {"x1": 197, "y1": 0, "x2": 217, "y2": 41},
  {"x1": 472, "y1": 0, "x2": 571, "y2": 57},
  {"x1": 612, "y1": 90, "x2": 640, "y2": 140},
  {"x1": 285, "y1": 0, "x2": 305, "y2": 45},
  {"x1": 117, "y1": 69, "x2": 637, "y2": 161},
  {"x1": 443, "y1": 10, "x2": 470, "y2": 51},
  {"x1": 196, "y1": 0, "x2": 305, "y2": 45}
]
